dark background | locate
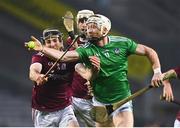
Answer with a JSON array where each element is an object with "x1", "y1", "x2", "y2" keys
[{"x1": 0, "y1": 0, "x2": 180, "y2": 126}]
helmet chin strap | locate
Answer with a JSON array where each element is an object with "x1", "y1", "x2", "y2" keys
[
  {"x1": 88, "y1": 27, "x2": 108, "y2": 44},
  {"x1": 88, "y1": 36, "x2": 105, "y2": 44},
  {"x1": 88, "y1": 30, "x2": 108, "y2": 44}
]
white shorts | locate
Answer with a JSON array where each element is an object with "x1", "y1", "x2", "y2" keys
[
  {"x1": 32, "y1": 105, "x2": 78, "y2": 127},
  {"x1": 72, "y1": 97, "x2": 95, "y2": 127},
  {"x1": 174, "y1": 119, "x2": 180, "y2": 127},
  {"x1": 92, "y1": 97, "x2": 133, "y2": 116}
]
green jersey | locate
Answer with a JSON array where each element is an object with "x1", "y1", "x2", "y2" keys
[{"x1": 76, "y1": 36, "x2": 138, "y2": 103}]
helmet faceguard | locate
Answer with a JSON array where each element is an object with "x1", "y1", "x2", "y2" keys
[
  {"x1": 76, "y1": 10, "x2": 94, "y2": 24},
  {"x1": 42, "y1": 29, "x2": 63, "y2": 40},
  {"x1": 86, "y1": 14, "x2": 111, "y2": 43},
  {"x1": 41, "y1": 28, "x2": 63, "y2": 45},
  {"x1": 76, "y1": 10, "x2": 94, "y2": 36}
]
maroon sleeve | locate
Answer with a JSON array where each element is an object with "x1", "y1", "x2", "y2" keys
[
  {"x1": 174, "y1": 67, "x2": 180, "y2": 79},
  {"x1": 66, "y1": 36, "x2": 77, "y2": 51},
  {"x1": 66, "y1": 37, "x2": 73, "y2": 46},
  {"x1": 31, "y1": 53, "x2": 43, "y2": 64}
]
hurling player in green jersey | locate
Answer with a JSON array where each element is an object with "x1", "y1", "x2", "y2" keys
[{"x1": 26, "y1": 14, "x2": 164, "y2": 127}]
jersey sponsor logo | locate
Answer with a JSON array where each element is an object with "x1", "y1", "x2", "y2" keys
[
  {"x1": 57, "y1": 63, "x2": 61, "y2": 70},
  {"x1": 48, "y1": 62, "x2": 66, "y2": 70},
  {"x1": 102, "y1": 49, "x2": 110, "y2": 57},
  {"x1": 56, "y1": 63, "x2": 66, "y2": 70}
]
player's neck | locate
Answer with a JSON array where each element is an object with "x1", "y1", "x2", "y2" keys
[{"x1": 97, "y1": 36, "x2": 109, "y2": 47}]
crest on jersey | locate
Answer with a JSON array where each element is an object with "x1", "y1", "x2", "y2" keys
[
  {"x1": 61, "y1": 63, "x2": 67, "y2": 70},
  {"x1": 48, "y1": 62, "x2": 54, "y2": 66},
  {"x1": 114, "y1": 48, "x2": 120, "y2": 55}
]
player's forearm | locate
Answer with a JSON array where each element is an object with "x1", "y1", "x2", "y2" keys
[
  {"x1": 75, "y1": 63, "x2": 92, "y2": 80},
  {"x1": 80, "y1": 68, "x2": 98, "y2": 81},
  {"x1": 42, "y1": 47, "x2": 79, "y2": 62},
  {"x1": 42, "y1": 47, "x2": 64, "y2": 60},
  {"x1": 146, "y1": 47, "x2": 161, "y2": 73},
  {"x1": 80, "y1": 69, "x2": 92, "y2": 81}
]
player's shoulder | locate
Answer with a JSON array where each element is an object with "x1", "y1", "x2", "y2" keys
[
  {"x1": 66, "y1": 36, "x2": 73, "y2": 45},
  {"x1": 108, "y1": 35, "x2": 130, "y2": 43},
  {"x1": 67, "y1": 36, "x2": 72, "y2": 41},
  {"x1": 31, "y1": 52, "x2": 46, "y2": 63},
  {"x1": 32, "y1": 52, "x2": 44, "y2": 58}
]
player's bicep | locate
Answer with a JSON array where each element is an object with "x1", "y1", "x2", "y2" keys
[
  {"x1": 29, "y1": 63, "x2": 42, "y2": 80},
  {"x1": 30, "y1": 63, "x2": 42, "y2": 73},
  {"x1": 134, "y1": 44, "x2": 149, "y2": 55}
]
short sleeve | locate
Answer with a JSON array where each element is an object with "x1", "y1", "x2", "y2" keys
[
  {"x1": 76, "y1": 47, "x2": 91, "y2": 67},
  {"x1": 31, "y1": 53, "x2": 43, "y2": 64},
  {"x1": 65, "y1": 37, "x2": 75, "y2": 51},
  {"x1": 66, "y1": 37, "x2": 72, "y2": 46},
  {"x1": 174, "y1": 67, "x2": 180, "y2": 79},
  {"x1": 127, "y1": 38, "x2": 138, "y2": 54}
]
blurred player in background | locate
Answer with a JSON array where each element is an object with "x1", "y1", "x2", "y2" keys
[
  {"x1": 28, "y1": 28, "x2": 79, "y2": 127},
  {"x1": 26, "y1": 14, "x2": 163, "y2": 127},
  {"x1": 161, "y1": 67, "x2": 180, "y2": 127},
  {"x1": 63, "y1": 9, "x2": 97, "y2": 127},
  {"x1": 64, "y1": 9, "x2": 94, "y2": 49}
]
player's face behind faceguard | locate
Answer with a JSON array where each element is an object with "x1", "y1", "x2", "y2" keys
[
  {"x1": 76, "y1": 10, "x2": 94, "y2": 37},
  {"x1": 77, "y1": 17, "x2": 88, "y2": 38},
  {"x1": 42, "y1": 28, "x2": 64, "y2": 50},
  {"x1": 86, "y1": 14, "x2": 111, "y2": 43}
]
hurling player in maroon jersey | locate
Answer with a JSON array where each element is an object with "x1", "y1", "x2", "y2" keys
[
  {"x1": 161, "y1": 67, "x2": 180, "y2": 127},
  {"x1": 64, "y1": 9, "x2": 97, "y2": 127},
  {"x1": 29, "y1": 28, "x2": 79, "y2": 127}
]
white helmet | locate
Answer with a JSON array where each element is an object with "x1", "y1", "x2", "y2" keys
[
  {"x1": 76, "y1": 9, "x2": 94, "y2": 23},
  {"x1": 86, "y1": 14, "x2": 111, "y2": 36}
]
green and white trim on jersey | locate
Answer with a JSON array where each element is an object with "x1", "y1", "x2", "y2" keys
[{"x1": 76, "y1": 36, "x2": 138, "y2": 104}]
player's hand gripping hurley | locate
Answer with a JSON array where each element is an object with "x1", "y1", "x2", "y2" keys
[{"x1": 91, "y1": 76, "x2": 167, "y2": 123}]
